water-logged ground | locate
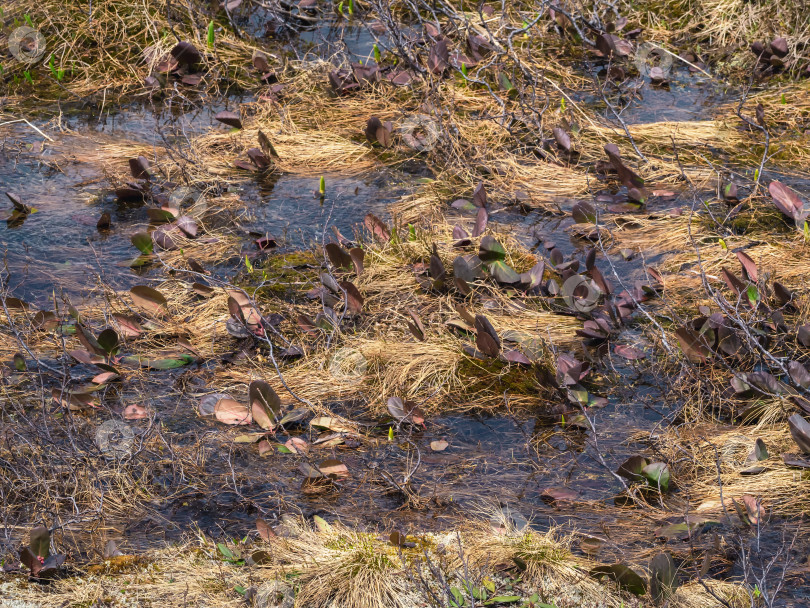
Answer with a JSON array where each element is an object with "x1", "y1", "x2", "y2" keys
[{"x1": 3, "y1": 10, "x2": 810, "y2": 606}]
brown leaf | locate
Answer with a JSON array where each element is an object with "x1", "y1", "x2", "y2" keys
[
  {"x1": 215, "y1": 111, "x2": 242, "y2": 129},
  {"x1": 130, "y1": 285, "x2": 168, "y2": 317},
  {"x1": 349, "y1": 247, "x2": 365, "y2": 277},
  {"x1": 123, "y1": 404, "x2": 149, "y2": 420},
  {"x1": 256, "y1": 518, "x2": 276, "y2": 542},
  {"x1": 364, "y1": 213, "x2": 391, "y2": 241},
  {"x1": 214, "y1": 398, "x2": 252, "y2": 425},
  {"x1": 339, "y1": 281, "x2": 364, "y2": 314},
  {"x1": 735, "y1": 251, "x2": 758, "y2": 283},
  {"x1": 472, "y1": 207, "x2": 488, "y2": 237}
]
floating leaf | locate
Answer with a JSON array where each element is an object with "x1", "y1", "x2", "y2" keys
[
  {"x1": 604, "y1": 143, "x2": 644, "y2": 189},
  {"x1": 176, "y1": 216, "x2": 198, "y2": 238},
  {"x1": 256, "y1": 518, "x2": 276, "y2": 542},
  {"x1": 541, "y1": 487, "x2": 579, "y2": 505},
  {"x1": 735, "y1": 250, "x2": 758, "y2": 282},
  {"x1": 552, "y1": 127, "x2": 572, "y2": 152},
  {"x1": 788, "y1": 361, "x2": 810, "y2": 389},
  {"x1": 617, "y1": 455, "x2": 649, "y2": 482},
  {"x1": 97, "y1": 328, "x2": 119, "y2": 355},
  {"x1": 215, "y1": 110, "x2": 242, "y2": 129},
  {"x1": 489, "y1": 260, "x2": 520, "y2": 284},
  {"x1": 674, "y1": 327, "x2": 711, "y2": 364},
  {"x1": 258, "y1": 131, "x2": 279, "y2": 158},
  {"x1": 428, "y1": 38, "x2": 449, "y2": 74},
  {"x1": 318, "y1": 458, "x2": 349, "y2": 477},
  {"x1": 113, "y1": 314, "x2": 143, "y2": 338},
  {"x1": 349, "y1": 247, "x2": 365, "y2": 276},
  {"x1": 430, "y1": 440, "x2": 449, "y2": 451},
  {"x1": 285, "y1": 437, "x2": 309, "y2": 454},
  {"x1": 572, "y1": 201, "x2": 597, "y2": 224},
  {"x1": 462, "y1": 181, "x2": 486, "y2": 208},
  {"x1": 614, "y1": 344, "x2": 645, "y2": 360},
  {"x1": 453, "y1": 254, "x2": 482, "y2": 283},
  {"x1": 406, "y1": 307, "x2": 426, "y2": 341},
  {"x1": 29, "y1": 526, "x2": 50, "y2": 559},
  {"x1": 310, "y1": 416, "x2": 355, "y2": 433},
  {"x1": 279, "y1": 408, "x2": 308, "y2": 425},
  {"x1": 754, "y1": 438, "x2": 769, "y2": 461},
  {"x1": 199, "y1": 393, "x2": 232, "y2": 416},
  {"x1": 129, "y1": 156, "x2": 150, "y2": 180},
  {"x1": 472, "y1": 207, "x2": 488, "y2": 237},
  {"x1": 131, "y1": 232, "x2": 153, "y2": 255}
]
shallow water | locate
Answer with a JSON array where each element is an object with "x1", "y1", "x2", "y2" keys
[{"x1": 0, "y1": 101, "x2": 407, "y2": 303}]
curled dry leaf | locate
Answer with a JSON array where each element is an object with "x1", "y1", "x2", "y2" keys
[
  {"x1": 387, "y1": 396, "x2": 426, "y2": 425},
  {"x1": 285, "y1": 437, "x2": 309, "y2": 454},
  {"x1": 123, "y1": 404, "x2": 149, "y2": 420},
  {"x1": 788, "y1": 413, "x2": 810, "y2": 453},
  {"x1": 214, "y1": 398, "x2": 252, "y2": 425}
]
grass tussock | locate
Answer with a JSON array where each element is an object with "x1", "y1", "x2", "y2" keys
[
  {"x1": 1, "y1": 0, "x2": 263, "y2": 103},
  {"x1": 657, "y1": 423, "x2": 810, "y2": 517}
]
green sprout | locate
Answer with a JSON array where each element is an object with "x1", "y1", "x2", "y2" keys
[
  {"x1": 319, "y1": 176, "x2": 326, "y2": 196},
  {"x1": 207, "y1": 20, "x2": 215, "y2": 49}
]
